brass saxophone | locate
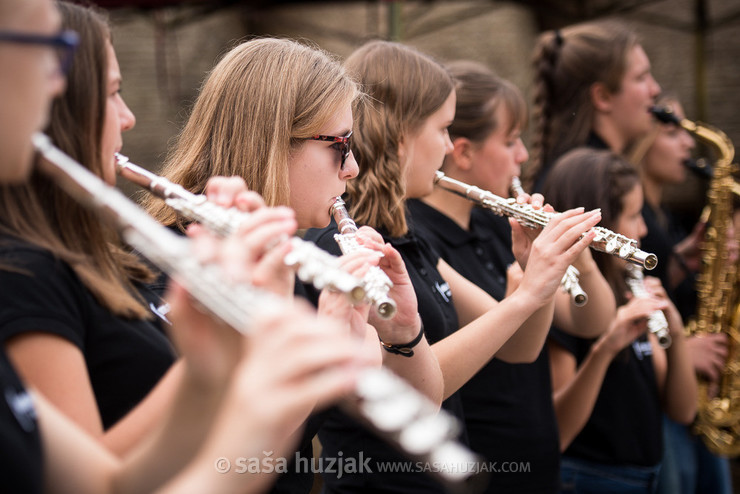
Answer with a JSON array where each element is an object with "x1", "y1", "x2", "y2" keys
[{"x1": 651, "y1": 106, "x2": 740, "y2": 456}]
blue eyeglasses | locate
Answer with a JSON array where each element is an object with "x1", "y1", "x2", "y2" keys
[{"x1": 0, "y1": 30, "x2": 79, "y2": 76}]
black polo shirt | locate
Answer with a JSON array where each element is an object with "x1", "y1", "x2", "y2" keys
[
  {"x1": 0, "y1": 348, "x2": 42, "y2": 494},
  {"x1": 303, "y1": 217, "x2": 466, "y2": 493},
  {"x1": 408, "y1": 200, "x2": 560, "y2": 494},
  {"x1": 0, "y1": 236, "x2": 176, "y2": 430},
  {"x1": 550, "y1": 328, "x2": 663, "y2": 467},
  {"x1": 640, "y1": 203, "x2": 697, "y2": 321}
]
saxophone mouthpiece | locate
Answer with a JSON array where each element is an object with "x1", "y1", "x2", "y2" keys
[
  {"x1": 649, "y1": 105, "x2": 681, "y2": 126},
  {"x1": 684, "y1": 158, "x2": 714, "y2": 180}
]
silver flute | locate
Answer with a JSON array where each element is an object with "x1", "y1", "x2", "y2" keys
[
  {"x1": 436, "y1": 171, "x2": 658, "y2": 270},
  {"x1": 510, "y1": 177, "x2": 587, "y2": 306},
  {"x1": 33, "y1": 133, "x2": 486, "y2": 493},
  {"x1": 625, "y1": 264, "x2": 672, "y2": 349},
  {"x1": 115, "y1": 153, "x2": 366, "y2": 305},
  {"x1": 330, "y1": 197, "x2": 398, "y2": 320}
]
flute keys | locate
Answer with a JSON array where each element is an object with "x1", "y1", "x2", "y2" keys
[
  {"x1": 606, "y1": 237, "x2": 618, "y2": 253},
  {"x1": 619, "y1": 243, "x2": 634, "y2": 260}
]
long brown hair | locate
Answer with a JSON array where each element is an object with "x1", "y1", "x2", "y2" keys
[
  {"x1": 344, "y1": 40, "x2": 455, "y2": 237},
  {"x1": 526, "y1": 20, "x2": 638, "y2": 190},
  {"x1": 444, "y1": 60, "x2": 527, "y2": 150},
  {"x1": 145, "y1": 37, "x2": 358, "y2": 230},
  {"x1": 541, "y1": 147, "x2": 640, "y2": 304},
  {"x1": 0, "y1": 1, "x2": 153, "y2": 319}
]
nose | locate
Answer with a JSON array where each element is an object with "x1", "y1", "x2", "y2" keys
[
  {"x1": 341, "y1": 151, "x2": 359, "y2": 180},
  {"x1": 637, "y1": 216, "x2": 648, "y2": 239},
  {"x1": 118, "y1": 97, "x2": 136, "y2": 132},
  {"x1": 444, "y1": 132, "x2": 454, "y2": 154},
  {"x1": 681, "y1": 129, "x2": 695, "y2": 150},
  {"x1": 649, "y1": 75, "x2": 661, "y2": 99},
  {"x1": 516, "y1": 139, "x2": 529, "y2": 164}
]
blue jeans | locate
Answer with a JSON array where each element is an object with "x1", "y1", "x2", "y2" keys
[
  {"x1": 560, "y1": 456, "x2": 661, "y2": 494},
  {"x1": 656, "y1": 416, "x2": 733, "y2": 494}
]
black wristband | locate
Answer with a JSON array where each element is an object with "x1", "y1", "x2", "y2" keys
[{"x1": 379, "y1": 319, "x2": 424, "y2": 357}]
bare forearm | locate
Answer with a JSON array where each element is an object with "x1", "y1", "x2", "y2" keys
[
  {"x1": 566, "y1": 267, "x2": 616, "y2": 338},
  {"x1": 101, "y1": 362, "x2": 183, "y2": 456},
  {"x1": 111, "y1": 366, "x2": 228, "y2": 494},
  {"x1": 661, "y1": 334, "x2": 697, "y2": 424},
  {"x1": 382, "y1": 338, "x2": 443, "y2": 406},
  {"x1": 553, "y1": 342, "x2": 614, "y2": 451},
  {"x1": 496, "y1": 299, "x2": 554, "y2": 363},
  {"x1": 433, "y1": 292, "x2": 540, "y2": 399}
]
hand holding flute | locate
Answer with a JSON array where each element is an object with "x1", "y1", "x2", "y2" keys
[
  {"x1": 625, "y1": 265, "x2": 672, "y2": 348},
  {"x1": 436, "y1": 171, "x2": 658, "y2": 270},
  {"x1": 331, "y1": 197, "x2": 397, "y2": 319},
  {"x1": 116, "y1": 153, "x2": 367, "y2": 303},
  {"x1": 509, "y1": 177, "x2": 588, "y2": 306},
  {"x1": 34, "y1": 134, "x2": 487, "y2": 492}
]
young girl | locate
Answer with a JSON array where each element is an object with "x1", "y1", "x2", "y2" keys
[
  {"x1": 304, "y1": 40, "x2": 601, "y2": 493},
  {"x1": 542, "y1": 147, "x2": 696, "y2": 493},
  {"x1": 0, "y1": 1, "x2": 369, "y2": 492},
  {"x1": 0, "y1": 0, "x2": 182, "y2": 455},
  {"x1": 408, "y1": 60, "x2": 617, "y2": 494},
  {"x1": 631, "y1": 96, "x2": 733, "y2": 494},
  {"x1": 526, "y1": 20, "x2": 661, "y2": 191},
  {"x1": 144, "y1": 36, "x2": 444, "y2": 493},
  {"x1": 631, "y1": 95, "x2": 703, "y2": 317}
]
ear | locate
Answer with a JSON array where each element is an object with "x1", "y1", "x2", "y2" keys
[
  {"x1": 397, "y1": 134, "x2": 406, "y2": 163},
  {"x1": 590, "y1": 82, "x2": 613, "y2": 113},
  {"x1": 449, "y1": 137, "x2": 475, "y2": 172}
]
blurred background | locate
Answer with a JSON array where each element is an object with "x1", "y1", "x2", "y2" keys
[
  {"x1": 93, "y1": 0, "x2": 738, "y2": 221},
  {"x1": 84, "y1": 0, "x2": 740, "y2": 489}
]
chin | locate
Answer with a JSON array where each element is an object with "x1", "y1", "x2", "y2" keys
[
  {"x1": 308, "y1": 215, "x2": 331, "y2": 230},
  {"x1": 0, "y1": 151, "x2": 33, "y2": 184}
]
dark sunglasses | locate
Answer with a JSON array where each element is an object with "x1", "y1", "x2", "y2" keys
[
  {"x1": 304, "y1": 131, "x2": 353, "y2": 168},
  {"x1": 0, "y1": 30, "x2": 79, "y2": 76}
]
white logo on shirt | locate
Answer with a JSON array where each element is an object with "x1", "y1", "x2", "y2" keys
[
  {"x1": 435, "y1": 281, "x2": 452, "y2": 303},
  {"x1": 632, "y1": 340, "x2": 653, "y2": 360},
  {"x1": 5, "y1": 388, "x2": 36, "y2": 432}
]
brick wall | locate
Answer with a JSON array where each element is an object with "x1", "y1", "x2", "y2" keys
[{"x1": 109, "y1": 0, "x2": 739, "y2": 214}]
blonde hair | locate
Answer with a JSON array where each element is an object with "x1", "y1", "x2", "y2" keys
[
  {"x1": 344, "y1": 40, "x2": 454, "y2": 237},
  {"x1": 146, "y1": 37, "x2": 358, "y2": 230}
]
